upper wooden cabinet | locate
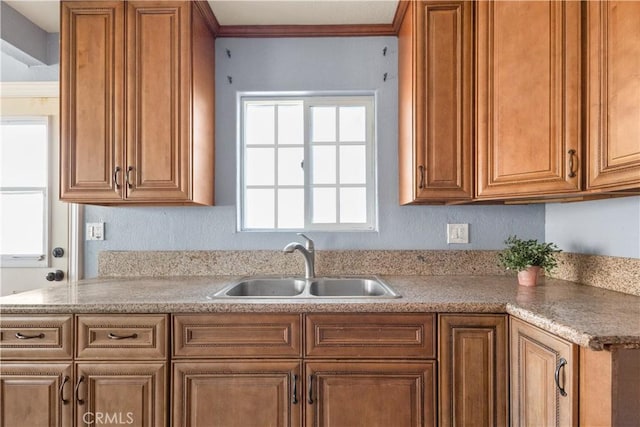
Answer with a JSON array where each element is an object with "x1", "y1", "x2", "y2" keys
[
  {"x1": 585, "y1": 1, "x2": 640, "y2": 192},
  {"x1": 398, "y1": 0, "x2": 473, "y2": 204},
  {"x1": 60, "y1": 1, "x2": 215, "y2": 205},
  {"x1": 475, "y1": 0, "x2": 582, "y2": 200}
]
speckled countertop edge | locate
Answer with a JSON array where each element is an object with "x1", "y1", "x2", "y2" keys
[{"x1": 1, "y1": 275, "x2": 639, "y2": 351}]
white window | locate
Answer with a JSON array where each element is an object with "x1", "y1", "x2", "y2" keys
[
  {"x1": 239, "y1": 95, "x2": 376, "y2": 231},
  {"x1": 0, "y1": 117, "x2": 49, "y2": 266}
]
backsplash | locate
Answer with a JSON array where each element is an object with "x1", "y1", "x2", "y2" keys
[{"x1": 98, "y1": 250, "x2": 640, "y2": 296}]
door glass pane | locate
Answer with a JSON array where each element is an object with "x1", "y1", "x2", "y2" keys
[
  {"x1": 246, "y1": 148, "x2": 274, "y2": 185},
  {"x1": 339, "y1": 106, "x2": 366, "y2": 142},
  {"x1": 311, "y1": 106, "x2": 336, "y2": 142},
  {"x1": 246, "y1": 105, "x2": 275, "y2": 145},
  {"x1": 339, "y1": 145, "x2": 366, "y2": 184},
  {"x1": 1, "y1": 120, "x2": 47, "y2": 187},
  {"x1": 312, "y1": 146, "x2": 336, "y2": 184},
  {"x1": 245, "y1": 189, "x2": 274, "y2": 228},
  {"x1": 277, "y1": 189, "x2": 304, "y2": 229},
  {"x1": 339, "y1": 187, "x2": 367, "y2": 223},
  {"x1": 0, "y1": 191, "x2": 45, "y2": 255},
  {"x1": 312, "y1": 187, "x2": 336, "y2": 223},
  {"x1": 278, "y1": 104, "x2": 303, "y2": 145},
  {"x1": 278, "y1": 147, "x2": 304, "y2": 186}
]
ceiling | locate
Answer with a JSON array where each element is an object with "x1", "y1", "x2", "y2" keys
[{"x1": 3, "y1": 0, "x2": 400, "y2": 33}]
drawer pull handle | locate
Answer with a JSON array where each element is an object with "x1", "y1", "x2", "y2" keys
[
  {"x1": 555, "y1": 357, "x2": 568, "y2": 397},
  {"x1": 15, "y1": 332, "x2": 45, "y2": 340},
  {"x1": 291, "y1": 373, "x2": 298, "y2": 405},
  {"x1": 126, "y1": 166, "x2": 134, "y2": 189},
  {"x1": 307, "y1": 374, "x2": 314, "y2": 404},
  {"x1": 108, "y1": 332, "x2": 138, "y2": 340},
  {"x1": 113, "y1": 166, "x2": 121, "y2": 189},
  {"x1": 59, "y1": 375, "x2": 70, "y2": 404},
  {"x1": 75, "y1": 375, "x2": 85, "y2": 405},
  {"x1": 418, "y1": 165, "x2": 425, "y2": 189}
]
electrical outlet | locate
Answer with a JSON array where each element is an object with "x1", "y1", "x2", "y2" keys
[
  {"x1": 86, "y1": 223, "x2": 105, "y2": 241},
  {"x1": 447, "y1": 223, "x2": 469, "y2": 244}
]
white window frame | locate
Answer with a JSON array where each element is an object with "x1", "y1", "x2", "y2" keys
[
  {"x1": 0, "y1": 116, "x2": 49, "y2": 267},
  {"x1": 237, "y1": 93, "x2": 378, "y2": 232}
]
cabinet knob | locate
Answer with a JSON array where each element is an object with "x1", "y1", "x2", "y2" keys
[
  {"x1": 418, "y1": 165, "x2": 425, "y2": 189},
  {"x1": 113, "y1": 166, "x2": 122, "y2": 189},
  {"x1": 126, "y1": 166, "x2": 134, "y2": 189},
  {"x1": 567, "y1": 150, "x2": 577, "y2": 178},
  {"x1": 554, "y1": 357, "x2": 568, "y2": 397}
]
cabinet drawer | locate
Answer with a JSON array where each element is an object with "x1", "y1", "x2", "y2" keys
[
  {"x1": 76, "y1": 315, "x2": 167, "y2": 359},
  {"x1": 0, "y1": 315, "x2": 73, "y2": 360},
  {"x1": 305, "y1": 313, "x2": 436, "y2": 359},
  {"x1": 173, "y1": 314, "x2": 302, "y2": 358}
]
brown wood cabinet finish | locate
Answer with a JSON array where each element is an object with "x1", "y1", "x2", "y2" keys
[
  {"x1": 0, "y1": 315, "x2": 73, "y2": 360},
  {"x1": 0, "y1": 363, "x2": 73, "y2": 427},
  {"x1": 173, "y1": 313, "x2": 302, "y2": 358},
  {"x1": 475, "y1": 0, "x2": 582, "y2": 199},
  {"x1": 76, "y1": 314, "x2": 167, "y2": 360},
  {"x1": 510, "y1": 318, "x2": 578, "y2": 427},
  {"x1": 586, "y1": 1, "x2": 640, "y2": 192},
  {"x1": 60, "y1": 0, "x2": 215, "y2": 205},
  {"x1": 173, "y1": 360, "x2": 302, "y2": 427},
  {"x1": 305, "y1": 313, "x2": 435, "y2": 359},
  {"x1": 305, "y1": 361, "x2": 436, "y2": 427},
  {"x1": 438, "y1": 314, "x2": 508, "y2": 427},
  {"x1": 398, "y1": 0, "x2": 473, "y2": 204},
  {"x1": 75, "y1": 362, "x2": 166, "y2": 427}
]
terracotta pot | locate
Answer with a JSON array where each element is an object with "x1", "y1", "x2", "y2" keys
[{"x1": 517, "y1": 266, "x2": 541, "y2": 287}]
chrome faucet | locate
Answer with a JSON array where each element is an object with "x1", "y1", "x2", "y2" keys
[{"x1": 283, "y1": 233, "x2": 315, "y2": 279}]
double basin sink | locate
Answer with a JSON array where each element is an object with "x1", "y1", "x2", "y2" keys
[{"x1": 211, "y1": 276, "x2": 400, "y2": 299}]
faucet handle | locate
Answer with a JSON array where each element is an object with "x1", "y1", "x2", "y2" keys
[{"x1": 297, "y1": 233, "x2": 314, "y2": 251}]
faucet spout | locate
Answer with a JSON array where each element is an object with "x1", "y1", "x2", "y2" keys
[{"x1": 283, "y1": 234, "x2": 315, "y2": 279}]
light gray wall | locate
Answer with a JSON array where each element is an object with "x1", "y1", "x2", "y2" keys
[
  {"x1": 546, "y1": 196, "x2": 640, "y2": 258},
  {"x1": 83, "y1": 37, "x2": 545, "y2": 277}
]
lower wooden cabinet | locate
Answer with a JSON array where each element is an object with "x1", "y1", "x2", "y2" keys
[
  {"x1": 305, "y1": 361, "x2": 436, "y2": 427},
  {"x1": 0, "y1": 362, "x2": 73, "y2": 427},
  {"x1": 438, "y1": 314, "x2": 508, "y2": 427},
  {"x1": 75, "y1": 362, "x2": 166, "y2": 427},
  {"x1": 510, "y1": 317, "x2": 578, "y2": 427},
  {"x1": 172, "y1": 361, "x2": 302, "y2": 427}
]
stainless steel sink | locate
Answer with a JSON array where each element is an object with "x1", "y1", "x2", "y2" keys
[
  {"x1": 309, "y1": 278, "x2": 400, "y2": 297},
  {"x1": 222, "y1": 278, "x2": 306, "y2": 297},
  {"x1": 211, "y1": 276, "x2": 400, "y2": 299}
]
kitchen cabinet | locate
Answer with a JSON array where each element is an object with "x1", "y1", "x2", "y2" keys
[
  {"x1": 398, "y1": 0, "x2": 473, "y2": 204},
  {"x1": 510, "y1": 317, "x2": 578, "y2": 426},
  {"x1": 0, "y1": 315, "x2": 74, "y2": 427},
  {"x1": 438, "y1": 314, "x2": 508, "y2": 427},
  {"x1": 75, "y1": 314, "x2": 168, "y2": 427},
  {"x1": 475, "y1": 0, "x2": 582, "y2": 200},
  {"x1": 305, "y1": 313, "x2": 437, "y2": 427},
  {"x1": 60, "y1": 0, "x2": 215, "y2": 205},
  {"x1": 172, "y1": 314, "x2": 303, "y2": 427},
  {"x1": 585, "y1": 1, "x2": 640, "y2": 192}
]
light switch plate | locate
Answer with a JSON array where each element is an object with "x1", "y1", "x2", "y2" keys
[
  {"x1": 86, "y1": 223, "x2": 104, "y2": 241},
  {"x1": 447, "y1": 223, "x2": 469, "y2": 244}
]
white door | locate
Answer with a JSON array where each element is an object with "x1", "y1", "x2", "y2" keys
[{"x1": 0, "y1": 84, "x2": 73, "y2": 295}]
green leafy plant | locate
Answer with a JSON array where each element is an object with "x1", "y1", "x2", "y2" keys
[{"x1": 498, "y1": 235, "x2": 561, "y2": 273}]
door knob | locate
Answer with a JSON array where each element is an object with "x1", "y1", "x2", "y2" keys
[
  {"x1": 52, "y1": 247, "x2": 64, "y2": 258},
  {"x1": 45, "y1": 270, "x2": 65, "y2": 282}
]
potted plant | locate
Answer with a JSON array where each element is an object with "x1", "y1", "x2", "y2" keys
[{"x1": 498, "y1": 235, "x2": 561, "y2": 286}]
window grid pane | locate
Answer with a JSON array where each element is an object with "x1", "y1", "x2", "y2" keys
[{"x1": 241, "y1": 97, "x2": 374, "y2": 231}]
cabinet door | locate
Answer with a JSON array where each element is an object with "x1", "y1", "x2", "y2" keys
[
  {"x1": 510, "y1": 318, "x2": 578, "y2": 427},
  {"x1": 398, "y1": 1, "x2": 473, "y2": 203},
  {"x1": 173, "y1": 361, "x2": 302, "y2": 427},
  {"x1": 0, "y1": 363, "x2": 72, "y2": 427},
  {"x1": 75, "y1": 362, "x2": 166, "y2": 427},
  {"x1": 305, "y1": 361, "x2": 436, "y2": 427},
  {"x1": 438, "y1": 314, "x2": 508, "y2": 427},
  {"x1": 476, "y1": 1, "x2": 581, "y2": 199},
  {"x1": 60, "y1": 1, "x2": 125, "y2": 202},
  {"x1": 125, "y1": 1, "x2": 191, "y2": 202},
  {"x1": 586, "y1": 1, "x2": 640, "y2": 191}
]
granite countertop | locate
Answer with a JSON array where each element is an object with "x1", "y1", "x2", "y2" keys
[{"x1": 1, "y1": 275, "x2": 639, "y2": 351}]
